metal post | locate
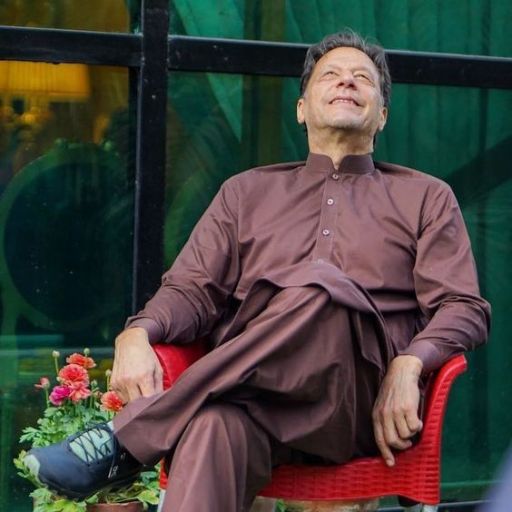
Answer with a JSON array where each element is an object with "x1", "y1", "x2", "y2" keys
[{"x1": 131, "y1": 0, "x2": 169, "y2": 312}]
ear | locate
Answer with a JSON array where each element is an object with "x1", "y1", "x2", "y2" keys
[
  {"x1": 377, "y1": 106, "x2": 388, "y2": 132},
  {"x1": 297, "y1": 97, "x2": 305, "y2": 124}
]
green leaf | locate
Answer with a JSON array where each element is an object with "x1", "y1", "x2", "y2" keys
[
  {"x1": 275, "y1": 500, "x2": 288, "y2": 512},
  {"x1": 136, "y1": 489, "x2": 160, "y2": 505}
]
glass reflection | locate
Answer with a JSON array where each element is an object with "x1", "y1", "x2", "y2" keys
[{"x1": 0, "y1": 63, "x2": 132, "y2": 511}]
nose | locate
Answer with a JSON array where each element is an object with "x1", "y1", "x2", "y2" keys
[{"x1": 336, "y1": 70, "x2": 356, "y2": 88}]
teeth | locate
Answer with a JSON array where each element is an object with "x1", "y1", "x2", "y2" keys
[{"x1": 332, "y1": 99, "x2": 356, "y2": 105}]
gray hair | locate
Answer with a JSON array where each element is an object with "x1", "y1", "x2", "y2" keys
[{"x1": 300, "y1": 29, "x2": 391, "y2": 108}]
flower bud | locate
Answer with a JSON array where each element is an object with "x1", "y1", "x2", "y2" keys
[
  {"x1": 105, "y1": 369, "x2": 112, "y2": 377},
  {"x1": 34, "y1": 377, "x2": 50, "y2": 389},
  {"x1": 52, "y1": 350, "x2": 60, "y2": 358},
  {"x1": 83, "y1": 348, "x2": 90, "y2": 356}
]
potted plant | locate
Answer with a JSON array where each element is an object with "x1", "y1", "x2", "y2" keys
[{"x1": 13, "y1": 349, "x2": 160, "y2": 512}]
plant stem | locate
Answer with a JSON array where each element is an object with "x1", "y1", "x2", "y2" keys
[{"x1": 53, "y1": 354, "x2": 60, "y2": 376}]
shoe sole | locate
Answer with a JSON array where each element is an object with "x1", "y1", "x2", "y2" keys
[{"x1": 37, "y1": 470, "x2": 141, "y2": 501}]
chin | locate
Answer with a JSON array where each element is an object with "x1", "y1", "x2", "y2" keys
[{"x1": 330, "y1": 119, "x2": 363, "y2": 131}]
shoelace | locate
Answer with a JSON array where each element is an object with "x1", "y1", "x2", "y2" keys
[{"x1": 71, "y1": 425, "x2": 114, "y2": 465}]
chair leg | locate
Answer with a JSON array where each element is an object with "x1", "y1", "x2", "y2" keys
[
  {"x1": 158, "y1": 489, "x2": 166, "y2": 512},
  {"x1": 402, "y1": 505, "x2": 438, "y2": 512}
]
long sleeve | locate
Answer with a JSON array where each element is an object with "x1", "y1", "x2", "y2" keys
[
  {"x1": 400, "y1": 182, "x2": 491, "y2": 373},
  {"x1": 125, "y1": 178, "x2": 241, "y2": 344}
]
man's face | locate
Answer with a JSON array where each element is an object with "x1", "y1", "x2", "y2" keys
[{"x1": 297, "y1": 46, "x2": 388, "y2": 142}]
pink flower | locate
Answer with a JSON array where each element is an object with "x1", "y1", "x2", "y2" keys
[
  {"x1": 58, "y1": 364, "x2": 89, "y2": 386},
  {"x1": 66, "y1": 353, "x2": 96, "y2": 369},
  {"x1": 100, "y1": 391, "x2": 124, "y2": 412},
  {"x1": 49, "y1": 385, "x2": 71, "y2": 406},
  {"x1": 68, "y1": 383, "x2": 92, "y2": 403},
  {"x1": 34, "y1": 377, "x2": 50, "y2": 390}
]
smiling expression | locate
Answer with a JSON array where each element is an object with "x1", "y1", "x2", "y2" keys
[{"x1": 297, "y1": 46, "x2": 388, "y2": 144}]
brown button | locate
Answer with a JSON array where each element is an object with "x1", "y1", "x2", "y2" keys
[
  {"x1": 332, "y1": 173, "x2": 339, "y2": 180},
  {"x1": 327, "y1": 198, "x2": 334, "y2": 205},
  {"x1": 322, "y1": 229, "x2": 330, "y2": 236}
]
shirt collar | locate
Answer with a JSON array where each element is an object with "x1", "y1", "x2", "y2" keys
[{"x1": 304, "y1": 152, "x2": 375, "y2": 175}]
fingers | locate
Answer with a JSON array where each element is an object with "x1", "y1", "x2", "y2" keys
[
  {"x1": 373, "y1": 409, "x2": 412, "y2": 467},
  {"x1": 373, "y1": 395, "x2": 422, "y2": 466},
  {"x1": 110, "y1": 328, "x2": 164, "y2": 403},
  {"x1": 372, "y1": 356, "x2": 424, "y2": 467},
  {"x1": 394, "y1": 408, "x2": 421, "y2": 441},
  {"x1": 137, "y1": 352, "x2": 164, "y2": 396},
  {"x1": 373, "y1": 419, "x2": 395, "y2": 467},
  {"x1": 383, "y1": 415, "x2": 413, "y2": 450},
  {"x1": 110, "y1": 374, "x2": 142, "y2": 402},
  {"x1": 137, "y1": 372, "x2": 159, "y2": 397},
  {"x1": 111, "y1": 368, "x2": 160, "y2": 402},
  {"x1": 373, "y1": 415, "x2": 413, "y2": 467},
  {"x1": 153, "y1": 365, "x2": 164, "y2": 394},
  {"x1": 405, "y1": 409, "x2": 423, "y2": 434}
]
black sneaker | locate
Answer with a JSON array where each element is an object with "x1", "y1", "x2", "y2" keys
[{"x1": 24, "y1": 423, "x2": 142, "y2": 500}]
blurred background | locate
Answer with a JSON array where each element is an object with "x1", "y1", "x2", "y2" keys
[{"x1": 0, "y1": 1, "x2": 511, "y2": 510}]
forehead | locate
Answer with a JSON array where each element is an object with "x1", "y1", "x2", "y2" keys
[{"x1": 312, "y1": 46, "x2": 379, "y2": 76}]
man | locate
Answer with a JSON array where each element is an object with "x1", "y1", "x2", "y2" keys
[{"x1": 25, "y1": 30, "x2": 490, "y2": 511}]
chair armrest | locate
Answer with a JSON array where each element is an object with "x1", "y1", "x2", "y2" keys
[
  {"x1": 420, "y1": 354, "x2": 467, "y2": 444},
  {"x1": 153, "y1": 342, "x2": 207, "y2": 388}
]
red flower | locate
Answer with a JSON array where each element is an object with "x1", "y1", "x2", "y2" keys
[
  {"x1": 49, "y1": 385, "x2": 71, "y2": 406},
  {"x1": 66, "y1": 353, "x2": 96, "y2": 369},
  {"x1": 34, "y1": 377, "x2": 50, "y2": 390},
  {"x1": 68, "y1": 383, "x2": 92, "y2": 403},
  {"x1": 100, "y1": 391, "x2": 124, "y2": 412},
  {"x1": 58, "y1": 364, "x2": 89, "y2": 386}
]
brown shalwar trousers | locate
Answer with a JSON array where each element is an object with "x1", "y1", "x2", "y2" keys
[{"x1": 114, "y1": 286, "x2": 385, "y2": 512}]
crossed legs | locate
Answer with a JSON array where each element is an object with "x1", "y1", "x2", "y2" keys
[{"x1": 162, "y1": 402, "x2": 274, "y2": 512}]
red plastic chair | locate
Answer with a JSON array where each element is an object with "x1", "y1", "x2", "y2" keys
[{"x1": 153, "y1": 342, "x2": 467, "y2": 510}]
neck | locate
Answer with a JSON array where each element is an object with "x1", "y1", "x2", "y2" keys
[{"x1": 307, "y1": 131, "x2": 373, "y2": 169}]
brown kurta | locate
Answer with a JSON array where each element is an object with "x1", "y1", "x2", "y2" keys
[
  {"x1": 115, "y1": 153, "x2": 491, "y2": 508},
  {"x1": 127, "y1": 152, "x2": 490, "y2": 374}
]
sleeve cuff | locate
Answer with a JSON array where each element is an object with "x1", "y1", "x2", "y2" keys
[
  {"x1": 399, "y1": 341, "x2": 441, "y2": 375},
  {"x1": 124, "y1": 317, "x2": 163, "y2": 344}
]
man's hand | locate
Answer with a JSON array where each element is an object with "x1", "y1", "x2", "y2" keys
[
  {"x1": 110, "y1": 327, "x2": 163, "y2": 403},
  {"x1": 372, "y1": 355, "x2": 423, "y2": 467}
]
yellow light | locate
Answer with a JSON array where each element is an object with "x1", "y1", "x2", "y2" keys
[{"x1": 0, "y1": 61, "x2": 90, "y2": 100}]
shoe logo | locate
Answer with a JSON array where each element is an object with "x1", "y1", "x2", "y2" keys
[{"x1": 108, "y1": 465, "x2": 119, "y2": 479}]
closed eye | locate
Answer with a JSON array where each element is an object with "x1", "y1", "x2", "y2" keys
[
  {"x1": 355, "y1": 73, "x2": 371, "y2": 80},
  {"x1": 355, "y1": 72, "x2": 374, "y2": 84}
]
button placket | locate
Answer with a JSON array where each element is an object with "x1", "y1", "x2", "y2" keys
[{"x1": 313, "y1": 172, "x2": 339, "y2": 262}]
